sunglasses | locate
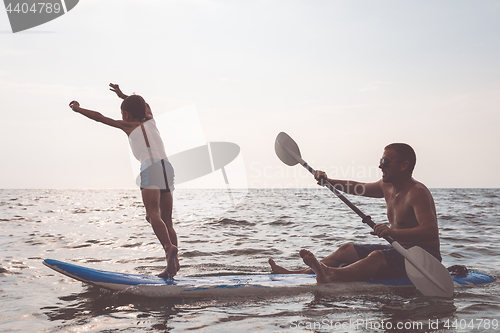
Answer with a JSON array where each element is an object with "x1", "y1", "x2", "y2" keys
[{"x1": 379, "y1": 158, "x2": 399, "y2": 167}]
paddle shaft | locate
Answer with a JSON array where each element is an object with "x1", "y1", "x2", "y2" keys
[{"x1": 286, "y1": 151, "x2": 396, "y2": 244}]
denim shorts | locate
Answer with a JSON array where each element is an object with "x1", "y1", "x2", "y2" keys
[
  {"x1": 139, "y1": 159, "x2": 175, "y2": 193},
  {"x1": 353, "y1": 243, "x2": 442, "y2": 278}
]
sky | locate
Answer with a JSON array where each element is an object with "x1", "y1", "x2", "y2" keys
[{"x1": 1, "y1": 0, "x2": 499, "y2": 189}]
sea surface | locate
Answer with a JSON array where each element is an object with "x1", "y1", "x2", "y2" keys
[{"x1": 0, "y1": 188, "x2": 499, "y2": 332}]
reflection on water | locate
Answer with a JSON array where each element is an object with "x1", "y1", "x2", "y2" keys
[
  {"x1": 42, "y1": 286, "x2": 183, "y2": 332},
  {"x1": 0, "y1": 189, "x2": 499, "y2": 332},
  {"x1": 41, "y1": 286, "x2": 459, "y2": 332}
]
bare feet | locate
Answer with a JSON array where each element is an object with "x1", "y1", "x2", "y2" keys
[
  {"x1": 269, "y1": 258, "x2": 291, "y2": 274},
  {"x1": 158, "y1": 269, "x2": 171, "y2": 278},
  {"x1": 158, "y1": 245, "x2": 178, "y2": 278},
  {"x1": 300, "y1": 249, "x2": 334, "y2": 284},
  {"x1": 268, "y1": 258, "x2": 314, "y2": 274}
]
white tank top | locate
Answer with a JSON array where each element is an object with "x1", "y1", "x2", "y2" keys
[{"x1": 128, "y1": 119, "x2": 168, "y2": 164}]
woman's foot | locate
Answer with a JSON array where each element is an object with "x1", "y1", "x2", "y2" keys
[{"x1": 158, "y1": 245, "x2": 178, "y2": 278}]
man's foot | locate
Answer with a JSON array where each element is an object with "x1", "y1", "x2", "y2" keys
[
  {"x1": 158, "y1": 245, "x2": 178, "y2": 278},
  {"x1": 299, "y1": 249, "x2": 334, "y2": 284},
  {"x1": 268, "y1": 258, "x2": 313, "y2": 274},
  {"x1": 175, "y1": 257, "x2": 180, "y2": 272},
  {"x1": 269, "y1": 258, "x2": 292, "y2": 274}
]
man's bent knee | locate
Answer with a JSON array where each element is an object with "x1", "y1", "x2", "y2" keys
[
  {"x1": 338, "y1": 243, "x2": 354, "y2": 252},
  {"x1": 334, "y1": 243, "x2": 359, "y2": 265},
  {"x1": 365, "y1": 250, "x2": 393, "y2": 278},
  {"x1": 366, "y1": 250, "x2": 385, "y2": 260},
  {"x1": 337, "y1": 243, "x2": 357, "y2": 257},
  {"x1": 365, "y1": 250, "x2": 389, "y2": 269}
]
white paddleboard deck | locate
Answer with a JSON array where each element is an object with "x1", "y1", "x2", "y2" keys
[{"x1": 43, "y1": 259, "x2": 494, "y2": 297}]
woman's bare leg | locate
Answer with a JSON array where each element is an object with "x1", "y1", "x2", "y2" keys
[{"x1": 142, "y1": 188, "x2": 177, "y2": 278}]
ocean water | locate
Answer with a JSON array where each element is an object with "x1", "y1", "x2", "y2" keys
[{"x1": 0, "y1": 188, "x2": 499, "y2": 332}]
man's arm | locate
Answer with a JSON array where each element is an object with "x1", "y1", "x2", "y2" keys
[
  {"x1": 314, "y1": 171, "x2": 384, "y2": 198},
  {"x1": 69, "y1": 101, "x2": 130, "y2": 133}
]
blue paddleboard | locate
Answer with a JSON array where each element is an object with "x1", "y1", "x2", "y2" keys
[{"x1": 43, "y1": 259, "x2": 494, "y2": 297}]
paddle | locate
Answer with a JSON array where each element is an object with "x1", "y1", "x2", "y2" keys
[{"x1": 274, "y1": 132, "x2": 454, "y2": 298}]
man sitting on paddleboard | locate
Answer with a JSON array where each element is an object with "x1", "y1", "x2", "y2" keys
[{"x1": 269, "y1": 143, "x2": 442, "y2": 283}]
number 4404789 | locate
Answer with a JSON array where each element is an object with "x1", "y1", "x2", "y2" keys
[
  {"x1": 5, "y1": 2, "x2": 62, "y2": 14},
  {"x1": 443, "y1": 319, "x2": 498, "y2": 330}
]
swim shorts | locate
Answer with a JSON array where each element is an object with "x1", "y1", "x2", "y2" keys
[
  {"x1": 353, "y1": 243, "x2": 442, "y2": 278},
  {"x1": 139, "y1": 159, "x2": 175, "y2": 193}
]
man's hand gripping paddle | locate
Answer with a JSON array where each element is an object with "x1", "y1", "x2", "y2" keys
[{"x1": 275, "y1": 132, "x2": 454, "y2": 298}]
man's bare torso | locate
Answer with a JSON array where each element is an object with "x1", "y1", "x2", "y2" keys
[{"x1": 382, "y1": 179, "x2": 440, "y2": 249}]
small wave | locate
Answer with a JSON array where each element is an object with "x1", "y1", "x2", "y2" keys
[
  {"x1": 68, "y1": 244, "x2": 92, "y2": 249},
  {"x1": 182, "y1": 250, "x2": 213, "y2": 258},
  {"x1": 460, "y1": 302, "x2": 500, "y2": 313},
  {"x1": 269, "y1": 220, "x2": 295, "y2": 226},
  {"x1": 449, "y1": 252, "x2": 467, "y2": 258},
  {"x1": 25, "y1": 240, "x2": 44, "y2": 245},
  {"x1": 83, "y1": 258, "x2": 113, "y2": 263},
  {"x1": 210, "y1": 218, "x2": 255, "y2": 227},
  {"x1": 120, "y1": 242, "x2": 143, "y2": 248},
  {"x1": 220, "y1": 248, "x2": 282, "y2": 256},
  {"x1": 116, "y1": 257, "x2": 162, "y2": 264}
]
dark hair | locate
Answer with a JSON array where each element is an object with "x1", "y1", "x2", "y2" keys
[
  {"x1": 121, "y1": 95, "x2": 146, "y2": 120},
  {"x1": 385, "y1": 143, "x2": 416, "y2": 174}
]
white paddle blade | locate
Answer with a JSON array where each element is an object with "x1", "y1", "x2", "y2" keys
[
  {"x1": 404, "y1": 246, "x2": 454, "y2": 298},
  {"x1": 275, "y1": 132, "x2": 301, "y2": 166}
]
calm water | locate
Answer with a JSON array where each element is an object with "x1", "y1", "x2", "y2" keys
[{"x1": 0, "y1": 188, "x2": 499, "y2": 332}]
